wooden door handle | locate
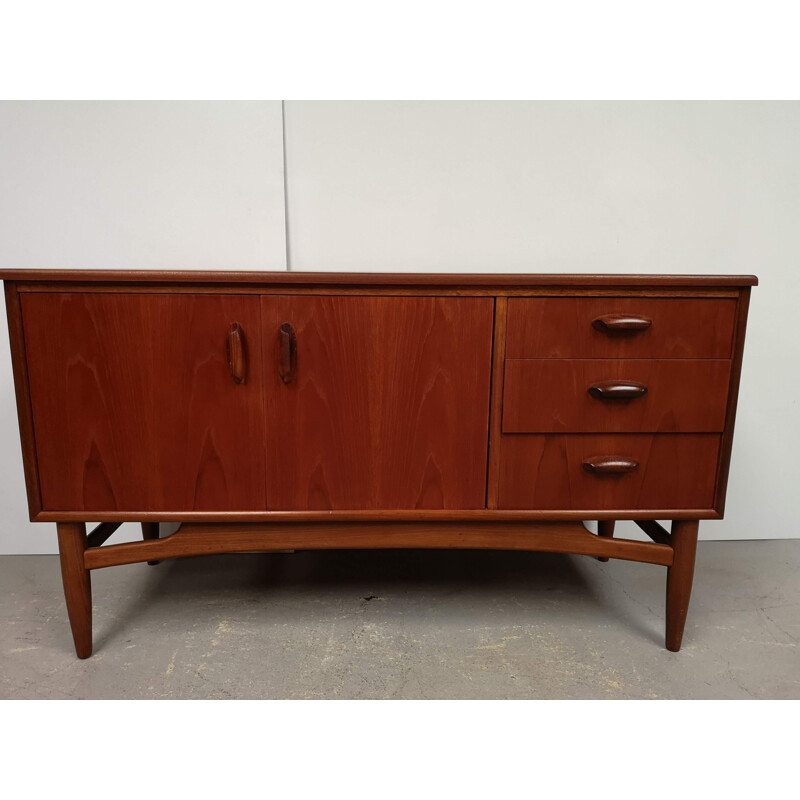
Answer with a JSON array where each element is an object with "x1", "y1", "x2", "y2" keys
[
  {"x1": 226, "y1": 323, "x2": 247, "y2": 384},
  {"x1": 588, "y1": 380, "x2": 648, "y2": 399},
  {"x1": 583, "y1": 457, "x2": 640, "y2": 475},
  {"x1": 592, "y1": 314, "x2": 652, "y2": 334},
  {"x1": 279, "y1": 322, "x2": 297, "y2": 384}
]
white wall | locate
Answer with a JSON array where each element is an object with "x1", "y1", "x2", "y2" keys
[
  {"x1": 0, "y1": 101, "x2": 286, "y2": 553},
  {"x1": 284, "y1": 101, "x2": 800, "y2": 542},
  {"x1": 0, "y1": 101, "x2": 286, "y2": 270}
]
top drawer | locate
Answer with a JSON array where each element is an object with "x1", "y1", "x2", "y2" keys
[{"x1": 506, "y1": 297, "x2": 737, "y2": 359}]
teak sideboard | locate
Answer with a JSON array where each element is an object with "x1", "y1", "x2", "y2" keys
[{"x1": 0, "y1": 270, "x2": 756, "y2": 657}]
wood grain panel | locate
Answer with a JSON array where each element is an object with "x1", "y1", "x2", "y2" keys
[
  {"x1": 262, "y1": 296, "x2": 494, "y2": 510},
  {"x1": 22, "y1": 293, "x2": 266, "y2": 512},
  {"x1": 503, "y1": 359, "x2": 731, "y2": 433},
  {"x1": 498, "y1": 434, "x2": 720, "y2": 510},
  {"x1": 506, "y1": 298, "x2": 737, "y2": 358}
]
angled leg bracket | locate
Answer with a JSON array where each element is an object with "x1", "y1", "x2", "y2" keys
[
  {"x1": 635, "y1": 520, "x2": 672, "y2": 546},
  {"x1": 86, "y1": 522, "x2": 122, "y2": 549}
]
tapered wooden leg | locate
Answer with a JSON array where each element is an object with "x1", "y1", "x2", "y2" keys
[
  {"x1": 141, "y1": 522, "x2": 160, "y2": 565},
  {"x1": 56, "y1": 522, "x2": 92, "y2": 659},
  {"x1": 597, "y1": 520, "x2": 615, "y2": 562},
  {"x1": 665, "y1": 519, "x2": 699, "y2": 652}
]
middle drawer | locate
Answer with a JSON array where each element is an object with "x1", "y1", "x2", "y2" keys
[{"x1": 503, "y1": 359, "x2": 731, "y2": 433}]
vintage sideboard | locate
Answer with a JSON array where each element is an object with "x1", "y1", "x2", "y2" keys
[{"x1": 0, "y1": 270, "x2": 756, "y2": 657}]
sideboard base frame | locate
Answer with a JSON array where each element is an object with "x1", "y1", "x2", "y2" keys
[{"x1": 57, "y1": 518, "x2": 698, "y2": 658}]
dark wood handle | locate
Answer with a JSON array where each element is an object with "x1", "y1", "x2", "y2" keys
[
  {"x1": 226, "y1": 323, "x2": 246, "y2": 384},
  {"x1": 279, "y1": 322, "x2": 297, "y2": 384},
  {"x1": 592, "y1": 314, "x2": 652, "y2": 334},
  {"x1": 588, "y1": 380, "x2": 648, "y2": 400},
  {"x1": 583, "y1": 457, "x2": 640, "y2": 475}
]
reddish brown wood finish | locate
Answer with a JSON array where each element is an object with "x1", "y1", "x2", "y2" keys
[
  {"x1": 21, "y1": 293, "x2": 267, "y2": 512},
  {"x1": 0, "y1": 272, "x2": 756, "y2": 656},
  {"x1": 57, "y1": 522, "x2": 92, "y2": 658},
  {"x1": 3, "y1": 282, "x2": 42, "y2": 517},
  {"x1": 486, "y1": 297, "x2": 508, "y2": 508},
  {"x1": 31, "y1": 507, "x2": 723, "y2": 522},
  {"x1": 596, "y1": 519, "x2": 616, "y2": 562},
  {"x1": 666, "y1": 519, "x2": 699, "y2": 651},
  {"x1": 0, "y1": 269, "x2": 759, "y2": 287},
  {"x1": 714, "y1": 288, "x2": 752, "y2": 515},
  {"x1": 225, "y1": 323, "x2": 247, "y2": 384},
  {"x1": 583, "y1": 457, "x2": 640, "y2": 474},
  {"x1": 141, "y1": 521, "x2": 160, "y2": 565},
  {"x1": 502, "y1": 359, "x2": 731, "y2": 433},
  {"x1": 83, "y1": 520, "x2": 674, "y2": 570},
  {"x1": 15, "y1": 283, "x2": 744, "y2": 299},
  {"x1": 506, "y1": 297, "x2": 738, "y2": 359},
  {"x1": 261, "y1": 295, "x2": 494, "y2": 510},
  {"x1": 498, "y1": 434, "x2": 721, "y2": 510}
]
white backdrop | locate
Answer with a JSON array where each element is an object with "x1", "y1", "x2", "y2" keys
[{"x1": 1, "y1": 101, "x2": 796, "y2": 552}]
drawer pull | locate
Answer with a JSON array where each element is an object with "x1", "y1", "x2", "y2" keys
[
  {"x1": 583, "y1": 457, "x2": 640, "y2": 475},
  {"x1": 226, "y1": 323, "x2": 247, "y2": 384},
  {"x1": 592, "y1": 314, "x2": 652, "y2": 334},
  {"x1": 279, "y1": 322, "x2": 297, "y2": 384},
  {"x1": 588, "y1": 380, "x2": 648, "y2": 400}
]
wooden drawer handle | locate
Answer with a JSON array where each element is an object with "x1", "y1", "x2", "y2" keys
[
  {"x1": 279, "y1": 322, "x2": 297, "y2": 384},
  {"x1": 226, "y1": 323, "x2": 247, "y2": 384},
  {"x1": 583, "y1": 457, "x2": 640, "y2": 475},
  {"x1": 592, "y1": 314, "x2": 652, "y2": 334},
  {"x1": 588, "y1": 380, "x2": 648, "y2": 400}
]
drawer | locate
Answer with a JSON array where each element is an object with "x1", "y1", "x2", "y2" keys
[
  {"x1": 498, "y1": 434, "x2": 720, "y2": 510},
  {"x1": 506, "y1": 298, "x2": 737, "y2": 358},
  {"x1": 502, "y1": 359, "x2": 731, "y2": 433}
]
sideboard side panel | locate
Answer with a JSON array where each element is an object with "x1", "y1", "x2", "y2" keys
[
  {"x1": 3, "y1": 282, "x2": 43, "y2": 518},
  {"x1": 714, "y1": 287, "x2": 753, "y2": 515}
]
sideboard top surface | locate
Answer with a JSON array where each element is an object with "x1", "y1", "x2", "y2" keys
[{"x1": 0, "y1": 269, "x2": 758, "y2": 287}]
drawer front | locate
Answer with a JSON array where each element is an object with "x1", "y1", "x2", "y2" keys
[
  {"x1": 498, "y1": 434, "x2": 720, "y2": 510},
  {"x1": 502, "y1": 359, "x2": 731, "y2": 433},
  {"x1": 506, "y1": 298, "x2": 737, "y2": 358}
]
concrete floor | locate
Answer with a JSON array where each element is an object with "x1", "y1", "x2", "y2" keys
[{"x1": 1, "y1": 541, "x2": 798, "y2": 699}]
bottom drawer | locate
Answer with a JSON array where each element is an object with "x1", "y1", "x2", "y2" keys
[{"x1": 498, "y1": 434, "x2": 720, "y2": 511}]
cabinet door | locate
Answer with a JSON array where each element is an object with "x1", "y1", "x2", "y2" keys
[
  {"x1": 262, "y1": 296, "x2": 494, "y2": 510},
  {"x1": 22, "y1": 293, "x2": 265, "y2": 512}
]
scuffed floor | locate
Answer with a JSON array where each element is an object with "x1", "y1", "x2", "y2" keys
[{"x1": 1, "y1": 541, "x2": 798, "y2": 699}]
